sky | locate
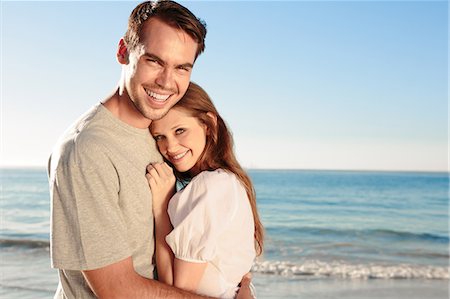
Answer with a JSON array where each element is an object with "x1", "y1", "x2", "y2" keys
[{"x1": 1, "y1": 0, "x2": 448, "y2": 171}]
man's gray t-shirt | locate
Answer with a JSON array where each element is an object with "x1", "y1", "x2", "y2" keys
[{"x1": 48, "y1": 103, "x2": 162, "y2": 298}]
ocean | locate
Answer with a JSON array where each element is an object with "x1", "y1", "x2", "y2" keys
[{"x1": 0, "y1": 168, "x2": 449, "y2": 299}]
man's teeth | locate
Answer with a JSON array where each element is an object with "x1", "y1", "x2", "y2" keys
[
  {"x1": 146, "y1": 89, "x2": 170, "y2": 102},
  {"x1": 172, "y1": 151, "x2": 188, "y2": 160}
]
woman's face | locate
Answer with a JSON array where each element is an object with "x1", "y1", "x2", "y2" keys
[{"x1": 151, "y1": 107, "x2": 207, "y2": 175}]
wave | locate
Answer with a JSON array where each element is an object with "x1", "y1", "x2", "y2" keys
[
  {"x1": 252, "y1": 260, "x2": 450, "y2": 280},
  {"x1": 0, "y1": 283, "x2": 54, "y2": 294},
  {"x1": 266, "y1": 226, "x2": 449, "y2": 243},
  {"x1": 362, "y1": 229, "x2": 449, "y2": 242},
  {"x1": 0, "y1": 238, "x2": 49, "y2": 249},
  {"x1": 2, "y1": 238, "x2": 448, "y2": 280}
]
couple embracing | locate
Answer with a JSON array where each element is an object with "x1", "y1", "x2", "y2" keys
[{"x1": 48, "y1": 1, "x2": 264, "y2": 298}]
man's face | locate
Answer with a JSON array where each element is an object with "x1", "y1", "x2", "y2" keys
[{"x1": 124, "y1": 18, "x2": 198, "y2": 121}]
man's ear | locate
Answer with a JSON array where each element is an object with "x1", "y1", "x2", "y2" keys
[{"x1": 117, "y1": 38, "x2": 129, "y2": 64}]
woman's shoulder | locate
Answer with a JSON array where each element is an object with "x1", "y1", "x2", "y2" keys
[
  {"x1": 171, "y1": 169, "x2": 241, "y2": 220},
  {"x1": 193, "y1": 169, "x2": 239, "y2": 187}
]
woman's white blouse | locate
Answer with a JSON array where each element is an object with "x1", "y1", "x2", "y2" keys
[{"x1": 166, "y1": 169, "x2": 256, "y2": 298}]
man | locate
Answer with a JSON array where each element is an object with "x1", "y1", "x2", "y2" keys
[{"x1": 48, "y1": 1, "x2": 252, "y2": 298}]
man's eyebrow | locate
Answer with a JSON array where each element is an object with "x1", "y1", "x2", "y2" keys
[{"x1": 142, "y1": 52, "x2": 193, "y2": 69}]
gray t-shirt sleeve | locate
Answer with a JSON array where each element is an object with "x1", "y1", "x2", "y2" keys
[{"x1": 51, "y1": 140, "x2": 131, "y2": 270}]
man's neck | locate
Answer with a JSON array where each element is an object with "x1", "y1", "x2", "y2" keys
[{"x1": 103, "y1": 88, "x2": 152, "y2": 129}]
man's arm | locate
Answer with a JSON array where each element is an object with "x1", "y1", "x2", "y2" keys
[
  {"x1": 83, "y1": 257, "x2": 255, "y2": 299},
  {"x1": 82, "y1": 256, "x2": 211, "y2": 299}
]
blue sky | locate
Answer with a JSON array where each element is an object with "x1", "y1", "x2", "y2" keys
[{"x1": 1, "y1": 0, "x2": 448, "y2": 171}]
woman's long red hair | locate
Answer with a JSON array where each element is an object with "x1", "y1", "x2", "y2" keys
[{"x1": 155, "y1": 82, "x2": 264, "y2": 255}]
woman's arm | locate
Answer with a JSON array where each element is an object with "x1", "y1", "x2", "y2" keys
[
  {"x1": 173, "y1": 258, "x2": 207, "y2": 292},
  {"x1": 153, "y1": 207, "x2": 175, "y2": 284},
  {"x1": 146, "y1": 163, "x2": 176, "y2": 285}
]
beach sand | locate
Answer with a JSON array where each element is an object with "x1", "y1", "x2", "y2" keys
[{"x1": 253, "y1": 272, "x2": 450, "y2": 299}]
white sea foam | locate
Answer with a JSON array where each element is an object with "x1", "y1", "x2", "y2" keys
[{"x1": 252, "y1": 260, "x2": 450, "y2": 280}]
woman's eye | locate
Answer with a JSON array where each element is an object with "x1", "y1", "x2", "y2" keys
[
  {"x1": 175, "y1": 128, "x2": 185, "y2": 135},
  {"x1": 154, "y1": 135, "x2": 164, "y2": 141}
]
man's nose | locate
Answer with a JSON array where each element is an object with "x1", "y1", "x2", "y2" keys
[{"x1": 155, "y1": 68, "x2": 174, "y2": 90}]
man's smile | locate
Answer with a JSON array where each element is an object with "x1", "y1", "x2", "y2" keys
[{"x1": 144, "y1": 87, "x2": 172, "y2": 102}]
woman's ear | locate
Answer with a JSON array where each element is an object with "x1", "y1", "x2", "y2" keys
[
  {"x1": 204, "y1": 112, "x2": 217, "y2": 137},
  {"x1": 206, "y1": 112, "x2": 217, "y2": 127},
  {"x1": 117, "y1": 38, "x2": 129, "y2": 64}
]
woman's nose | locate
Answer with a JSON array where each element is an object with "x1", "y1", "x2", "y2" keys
[{"x1": 165, "y1": 136, "x2": 179, "y2": 153}]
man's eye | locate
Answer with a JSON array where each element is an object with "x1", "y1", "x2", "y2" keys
[
  {"x1": 175, "y1": 128, "x2": 185, "y2": 135},
  {"x1": 177, "y1": 66, "x2": 191, "y2": 72}
]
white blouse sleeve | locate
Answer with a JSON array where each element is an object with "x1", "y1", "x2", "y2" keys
[{"x1": 166, "y1": 171, "x2": 240, "y2": 263}]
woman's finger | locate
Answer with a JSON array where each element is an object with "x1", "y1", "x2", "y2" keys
[
  {"x1": 146, "y1": 173, "x2": 156, "y2": 189},
  {"x1": 152, "y1": 163, "x2": 163, "y2": 174},
  {"x1": 148, "y1": 167, "x2": 161, "y2": 183},
  {"x1": 162, "y1": 162, "x2": 174, "y2": 176},
  {"x1": 154, "y1": 163, "x2": 171, "y2": 180}
]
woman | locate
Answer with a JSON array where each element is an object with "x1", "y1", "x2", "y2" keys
[{"x1": 146, "y1": 82, "x2": 264, "y2": 298}]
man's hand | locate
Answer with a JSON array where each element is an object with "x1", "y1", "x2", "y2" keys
[{"x1": 236, "y1": 272, "x2": 255, "y2": 299}]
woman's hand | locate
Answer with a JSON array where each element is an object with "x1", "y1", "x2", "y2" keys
[{"x1": 146, "y1": 162, "x2": 176, "y2": 216}]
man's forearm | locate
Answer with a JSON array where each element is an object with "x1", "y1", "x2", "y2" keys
[
  {"x1": 82, "y1": 256, "x2": 215, "y2": 299},
  {"x1": 132, "y1": 274, "x2": 214, "y2": 299}
]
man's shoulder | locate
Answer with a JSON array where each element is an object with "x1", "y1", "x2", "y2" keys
[
  {"x1": 49, "y1": 105, "x2": 113, "y2": 167},
  {"x1": 61, "y1": 104, "x2": 116, "y2": 144}
]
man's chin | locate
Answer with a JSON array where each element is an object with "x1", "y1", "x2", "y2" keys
[{"x1": 144, "y1": 108, "x2": 170, "y2": 121}]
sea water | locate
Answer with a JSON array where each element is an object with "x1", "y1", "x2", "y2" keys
[{"x1": 0, "y1": 168, "x2": 449, "y2": 298}]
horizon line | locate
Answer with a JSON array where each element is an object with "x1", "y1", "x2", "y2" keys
[{"x1": 0, "y1": 165, "x2": 448, "y2": 174}]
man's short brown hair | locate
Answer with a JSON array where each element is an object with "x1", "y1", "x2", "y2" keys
[{"x1": 124, "y1": 0, "x2": 207, "y2": 58}]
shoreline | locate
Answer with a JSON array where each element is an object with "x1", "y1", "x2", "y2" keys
[{"x1": 1, "y1": 245, "x2": 449, "y2": 299}]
